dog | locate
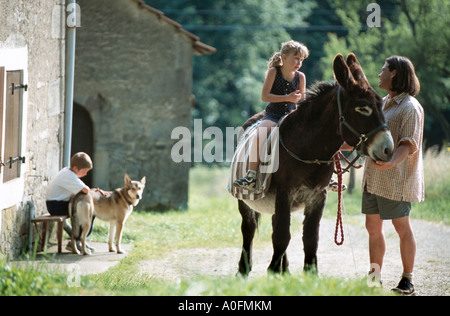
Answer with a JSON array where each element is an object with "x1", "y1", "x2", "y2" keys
[{"x1": 69, "y1": 174, "x2": 146, "y2": 255}]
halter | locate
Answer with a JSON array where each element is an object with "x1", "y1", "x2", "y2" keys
[
  {"x1": 336, "y1": 86, "x2": 387, "y2": 154},
  {"x1": 279, "y1": 86, "x2": 388, "y2": 173}
]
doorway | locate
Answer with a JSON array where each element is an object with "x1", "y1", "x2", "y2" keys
[{"x1": 71, "y1": 103, "x2": 94, "y2": 187}]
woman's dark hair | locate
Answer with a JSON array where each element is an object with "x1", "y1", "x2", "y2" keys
[{"x1": 386, "y1": 56, "x2": 420, "y2": 96}]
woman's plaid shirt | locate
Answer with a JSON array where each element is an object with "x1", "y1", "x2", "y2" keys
[{"x1": 362, "y1": 93, "x2": 425, "y2": 202}]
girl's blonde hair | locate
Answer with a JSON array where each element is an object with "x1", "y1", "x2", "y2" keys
[{"x1": 268, "y1": 40, "x2": 309, "y2": 68}]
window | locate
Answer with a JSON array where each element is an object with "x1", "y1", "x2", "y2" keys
[
  {"x1": 0, "y1": 67, "x2": 4, "y2": 176},
  {"x1": 0, "y1": 46, "x2": 28, "y2": 210},
  {"x1": 2, "y1": 70, "x2": 25, "y2": 182}
]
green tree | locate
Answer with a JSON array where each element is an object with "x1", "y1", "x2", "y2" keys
[
  {"x1": 147, "y1": 0, "x2": 313, "y2": 129},
  {"x1": 321, "y1": 0, "x2": 450, "y2": 148}
]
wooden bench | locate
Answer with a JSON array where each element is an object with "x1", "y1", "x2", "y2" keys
[{"x1": 31, "y1": 214, "x2": 68, "y2": 253}]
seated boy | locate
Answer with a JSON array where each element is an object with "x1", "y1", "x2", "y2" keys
[{"x1": 46, "y1": 152, "x2": 107, "y2": 253}]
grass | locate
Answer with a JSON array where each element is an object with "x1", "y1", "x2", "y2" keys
[
  {"x1": 1, "y1": 150, "x2": 448, "y2": 296},
  {"x1": 90, "y1": 272, "x2": 387, "y2": 296},
  {"x1": 0, "y1": 259, "x2": 79, "y2": 296},
  {"x1": 413, "y1": 149, "x2": 450, "y2": 224}
]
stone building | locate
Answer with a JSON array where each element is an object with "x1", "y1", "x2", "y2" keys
[
  {"x1": 0, "y1": 0, "x2": 67, "y2": 258},
  {"x1": 74, "y1": 0, "x2": 215, "y2": 210},
  {"x1": 0, "y1": 0, "x2": 214, "y2": 258}
]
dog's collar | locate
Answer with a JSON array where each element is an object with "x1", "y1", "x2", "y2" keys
[{"x1": 119, "y1": 189, "x2": 134, "y2": 206}]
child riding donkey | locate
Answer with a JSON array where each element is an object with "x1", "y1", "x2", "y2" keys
[{"x1": 233, "y1": 40, "x2": 345, "y2": 192}]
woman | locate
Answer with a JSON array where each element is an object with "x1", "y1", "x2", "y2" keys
[{"x1": 345, "y1": 56, "x2": 424, "y2": 295}]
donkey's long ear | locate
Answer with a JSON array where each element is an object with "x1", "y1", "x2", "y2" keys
[
  {"x1": 346, "y1": 53, "x2": 369, "y2": 89},
  {"x1": 333, "y1": 54, "x2": 355, "y2": 90}
]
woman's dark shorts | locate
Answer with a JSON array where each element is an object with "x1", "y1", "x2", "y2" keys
[{"x1": 362, "y1": 191, "x2": 411, "y2": 220}]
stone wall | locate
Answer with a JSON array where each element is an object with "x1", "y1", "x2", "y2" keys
[
  {"x1": 0, "y1": 205, "x2": 28, "y2": 258},
  {"x1": 0, "y1": 0, "x2": 212, "y2": 258},
  {"x1": 75, "y1": 0, "x2": 194, "y2": 210},
  {"x1": 0, "y1": 0, "x2": 66, "y2": 258}
]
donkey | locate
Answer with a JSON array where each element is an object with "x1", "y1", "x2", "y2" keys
[{"x1": 236, "y1": 53, "x2": 394, "y2": 275}]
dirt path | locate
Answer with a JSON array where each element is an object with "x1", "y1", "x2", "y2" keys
[
  {"x1": 138, "y1": 215, "x2": 450, "y2": 296},
  {"x1": 13, "y1": 242, "x2": 132, "y2": 276}
]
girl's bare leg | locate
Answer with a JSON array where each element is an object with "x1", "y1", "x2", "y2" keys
[{"x1": 234, "y1": 120, "x2": 277, "y2": 190}]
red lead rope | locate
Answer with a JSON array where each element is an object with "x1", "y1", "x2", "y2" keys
[
  {"x1": 334, "y1": 152, "x2": 344, "y2": 246},
  {"x1": 333, "y1": 151, "x2": 362, "y2": 245}
]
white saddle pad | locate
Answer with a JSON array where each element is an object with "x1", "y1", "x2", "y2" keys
[{"x1": 227, "y1": 120, "x2": 280, "y2": 200}]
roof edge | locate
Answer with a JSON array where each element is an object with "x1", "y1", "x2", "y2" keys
[{"x1": 133, "y1": 0, "x2": 216, "y2": 55}]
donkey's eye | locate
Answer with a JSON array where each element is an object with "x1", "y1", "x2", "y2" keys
[{"x1": 355, "y1": 106, "x2": 373, "y2": 116}]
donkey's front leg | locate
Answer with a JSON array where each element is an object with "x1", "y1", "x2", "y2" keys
[{"x1": 268, "y1": 193, "x2": 291, "y2": 274}]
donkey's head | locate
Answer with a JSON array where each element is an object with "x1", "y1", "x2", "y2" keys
[{"x1": 333, "y1": 53, "x2": 394, "y2": 162}]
